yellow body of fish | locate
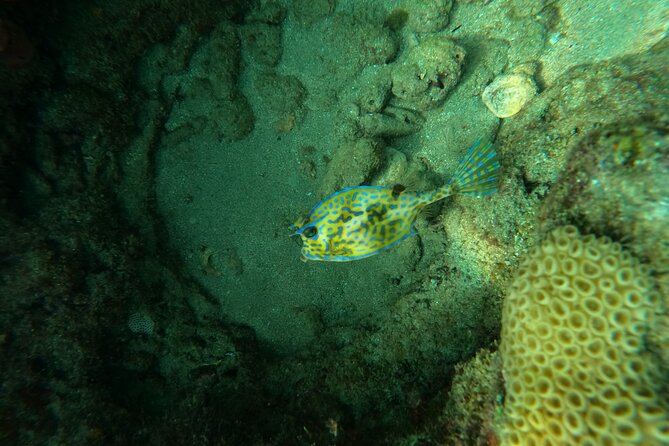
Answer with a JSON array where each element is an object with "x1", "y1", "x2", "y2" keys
[{"x1": 292, "y1": 141, "x2": 500, "y2": 262}]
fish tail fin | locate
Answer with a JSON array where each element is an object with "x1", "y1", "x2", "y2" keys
[{"x1": 449, "y1": 140, "x2": 500, "y2": 196}]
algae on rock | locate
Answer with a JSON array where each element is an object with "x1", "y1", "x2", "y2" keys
[{"x1": 391, "y1": 36, "x2": 465, "y2": 111}]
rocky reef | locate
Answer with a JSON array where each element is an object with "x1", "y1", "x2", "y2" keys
[{"x1": 0, "y1": 0, "x2": 667, "y2": 444}]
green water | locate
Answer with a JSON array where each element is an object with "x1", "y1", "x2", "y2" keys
[{"x1": 1, "y1": 0, "x2": 667, "y2": 444}]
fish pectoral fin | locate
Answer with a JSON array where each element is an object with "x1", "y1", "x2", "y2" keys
[
  {"x1": 330, "y1": 245, "x2": 352, "y2": 257},
  {"x1": 419, "y1": 202, "x2": 443, "y2": 220}
]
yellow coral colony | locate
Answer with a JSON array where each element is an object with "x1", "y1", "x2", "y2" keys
[{"x1": 499, "y1": 226, "x2": 669, "y2": 446}]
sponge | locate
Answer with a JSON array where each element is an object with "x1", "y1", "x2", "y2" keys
[{"x1": 499, "y1": 225, "x2": 668, "y2": 445}]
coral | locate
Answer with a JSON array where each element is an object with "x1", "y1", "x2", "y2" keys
[
  {"x1": 499, "y1": 225, "x2": 669, "y2": 445},
  {"x1": 497, "y1": 42, "x2": 669, "y2": 192},
  {"x1": 391, "y1": 36, "x2": 465, "y2": 111},
  {"x1": 127, "y1": 312, "x2": 155, "y2": 336},
  {"x1": 482, "y1": 72, "x2": 537, "y2": 118},
  {"x1": 540, "y1": 120, "x2": 669, "y2": 289}
]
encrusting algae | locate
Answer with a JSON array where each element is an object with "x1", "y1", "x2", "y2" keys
[{"x1": 291, "y1": 140, "x2": 500, "y2": 261}]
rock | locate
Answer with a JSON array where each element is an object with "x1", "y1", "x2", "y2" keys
[
  {"x1": 241, "y1": 23, "x2": 283, "y2": 66},
  {"x1": 245, "y1": 0, "x2": 286, "y2": 24},
  {"x1": 540, "y1": 0, "x2": 668, "y2": 85},
  {"x1": 391, "y1": 36, "x2": 465, "y2": 111},
  {"x1": 372, "y1": 148, "x2": 408, "y2": 186},
  {"x1": 356, "y1": 106, "x2": 424, "y2": 138},
  {"x1": 293, "y1": 0, "x2": 335, "y2": 26},
  {"x1": 481, "y1": 73, "x2": 537, "y2": 118},
  {"x1": 162, "y1": 23, "x2": 255, "y2": 142},
  {"x1": 319, "y1": 139, "x2": 380, "y2": 196},
  {"x1": 343, "y1": 65, "x2": 392, "y2": 114},
  {"x1": 403, "y1": 0, "x2": 454, "y2": 33},
  {"x1": 254, "y1": 72, "x2": 307, "y2": 127}
]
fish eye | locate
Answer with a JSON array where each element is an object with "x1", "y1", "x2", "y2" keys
[{"x1": 303, "y1": 226, "x2": 318, "y2": 238}]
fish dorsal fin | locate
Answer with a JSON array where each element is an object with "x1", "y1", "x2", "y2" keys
[{"x1": 391, "y1": 184, "x2": 406, "y2": 199}]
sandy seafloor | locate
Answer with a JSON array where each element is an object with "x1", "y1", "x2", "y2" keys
[{"x1": 152, "y1": 0, "x2": 667, "y2": 351}]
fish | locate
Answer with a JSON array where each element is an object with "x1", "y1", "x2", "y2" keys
[{"x1": 291, "y1": 140, "x2": 500, "y2": 262}]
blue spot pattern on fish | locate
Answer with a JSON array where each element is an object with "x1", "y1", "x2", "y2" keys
[{"x1": 292, "y1": 140, "x2": 500, "y2": 262}]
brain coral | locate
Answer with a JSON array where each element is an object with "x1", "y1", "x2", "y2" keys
[{"x1": 499, "y1": 225, "x2": 669, "y2": 445}]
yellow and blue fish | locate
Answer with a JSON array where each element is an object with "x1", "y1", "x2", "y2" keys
[{"x1": 292, "y1": 140, "x2": 500, "y2": 262}]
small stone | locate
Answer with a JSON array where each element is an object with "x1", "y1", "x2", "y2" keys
[
  {"x1": 403, "y1": 0, "x2": 454, "y2": 33},
  {"x1": 391, "y1": 36, "x2": 465, "y2": 111},
  {"x1": 241, "y1": 23, "x2": 282, "y2": 66},
  {"x1": 482, "y1": 73, "x2": 537, "y2": 118},
  {"x1": 373, "y1": 148, "x2": 408, "y2": 186}
]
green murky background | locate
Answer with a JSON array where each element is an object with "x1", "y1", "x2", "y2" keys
[{"x1": 0, "y1": 0, "x2": 667, "y2": 444}]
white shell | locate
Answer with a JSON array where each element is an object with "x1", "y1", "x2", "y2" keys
[{"x1": 482, "y1": 73, "x2": 537, "y2": 118}]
